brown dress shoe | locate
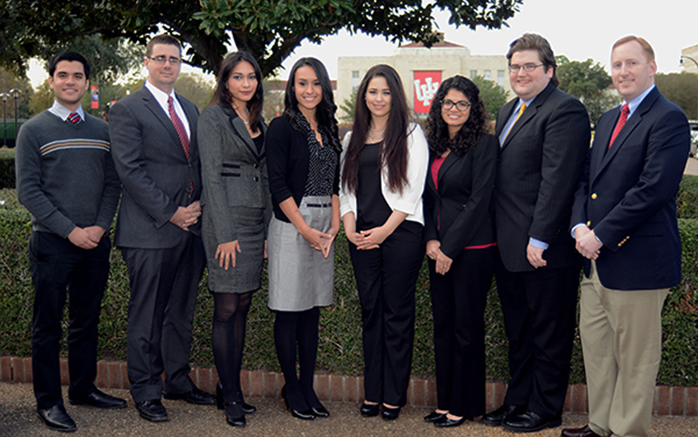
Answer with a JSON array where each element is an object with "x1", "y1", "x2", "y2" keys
[{"x1": 561, "y1": 424, "x2": 602, "y2": 437}]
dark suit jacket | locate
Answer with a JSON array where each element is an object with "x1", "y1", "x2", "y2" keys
[
  {"x1": 494, "y1": 82, "x2": 590, "y2": 272},
  {"x1": 570, "y1": 87, "x2": 690, "y2": 290},
  {"x1": 109, "y1": 85, "x2": 201, "y2": 249},
  {"x1": 423, "y1": 134, "x2": 498, "y2": 259}
]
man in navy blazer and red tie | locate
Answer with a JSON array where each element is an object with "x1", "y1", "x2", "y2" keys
[
  {"x1": 109, "y1": 34, "x2": 215, "y2": 423},
  {"x1": 562, "y1": 36, "x2": 690, "y2": 437},
  {"x1": 484, "y1": 33, "x2": 591, "y2": 433}
]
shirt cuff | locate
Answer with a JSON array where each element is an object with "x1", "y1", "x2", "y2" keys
[{"x1": 529, "y1": 237, "x2": 549, "y2": 250}]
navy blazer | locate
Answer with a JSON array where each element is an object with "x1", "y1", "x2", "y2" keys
[
  {"x1": 570, "y1": 87, "x2": 690, "y2": 290},
  {"x1": 109, "y1": 85, "x2": 201, "y2": 249},
  {"x1": 423, "y1": 134, "x2": 498, "y2": 259},
  {"x1": 494, "y1": 83, "x2": 590, "y2": 272}
]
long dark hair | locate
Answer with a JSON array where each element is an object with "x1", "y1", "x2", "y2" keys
[
  {"x1": 426, "y1": 75, "x2": 487, "y2": 157},
  {"x1": 283, "y1": 57, "x2": 340, "y2": 152},
  {"x1": 342, "y1": 64, "x2": 411, "y2": 195},
  {"x1": 209, "y1": 51, "x2": 264, "y2": 133}
]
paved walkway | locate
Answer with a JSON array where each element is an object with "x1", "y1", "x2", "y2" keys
[{"x1": 2, "y1": 383, "x2": 697, "y2": 437}]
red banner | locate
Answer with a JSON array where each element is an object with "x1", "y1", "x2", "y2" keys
[
  {"x1": 413, "y1": 71, "x2": 441, "y2": 113},
  {"x1": 91, "y1": 85, "x2": 99, "y2": 109}
]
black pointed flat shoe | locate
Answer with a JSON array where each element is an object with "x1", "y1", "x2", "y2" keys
[
  {"x1": 424, "y1": 411, "x2": 447, "y2": 422},
  {"x1": 360, "y1": 402, "x2": 380, "y2": 417}
]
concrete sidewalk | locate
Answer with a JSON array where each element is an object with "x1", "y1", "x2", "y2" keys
[{"x1": 2, "y1": 383, "x2": 697, "y2": 437}]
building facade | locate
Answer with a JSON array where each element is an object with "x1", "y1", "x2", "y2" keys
[
  {"x1": 681, "y1": 44, "x2": 698, "y2": 73},
  {"x1": 336, "y1": 41, "x2": 511, "y2": 119}
]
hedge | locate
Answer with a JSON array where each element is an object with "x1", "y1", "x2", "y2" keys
[{"x1": 1, "y1": 176, "x2": 697, "y2": 386}]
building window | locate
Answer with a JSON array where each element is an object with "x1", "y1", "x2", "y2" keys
[
  {"x1": 352, "y1": 71, "x2": 360, "y2": 93},
  {"x1": 470, "y1": 70, "x2": 477, "y2": 79},
  {"x1": 497, "y1": 70, "x2": 505, "y2": 87},
  {"x1": 484, "y1": 70, "x2": 491, "y2": 79}
]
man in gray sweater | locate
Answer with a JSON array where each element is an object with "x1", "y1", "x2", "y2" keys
[{"x1": 15, "y1": 51, "x2": 125, "y2": 432}]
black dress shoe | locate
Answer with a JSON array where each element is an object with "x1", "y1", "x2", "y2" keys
[
  {"x1": 280, "y1": 385, "x2": 315, "y2": 420},
  {"x1": 360, "y1": 402, "x2": 380, "y2": 417},
  {"x1": 561, "y1": 424, "x2": 602, "y2": 437},
  {"x1": 37, "y1": 405, "x2": 76, "y2": 432},
  {"x1": 164, "y1": 386, "x2": 215, "y2": 405},
  {"x1": 502, "y1": 409, "x2": 561, "y2": 433},
  {"x1": 434, "y1": 415, "x2": 469, "y2": 428},
  {"x1": 216, "y1": 381, "x2": 256, "y2": 413},
  {"x1": 224, "y1": 402, "x2": 246, "y2": 427},
  {"x1": 424, "y1": 411, "x2": 447, "y2": 422},
  {"x1": 381, "y1": 405, "x2": 401, "y2": 421},
  {"x1": 69, "y1": 388, "x2": 127, "y2": 409},
  {"x1": 311, "y1": 405, "x2": 330, "y2": 418},
  {"x1": 135, "y1": 399, "x2": 169, "y2": 422},
  {"x1": 481, "y1": 404, "x2": 526, "y2": 426}
]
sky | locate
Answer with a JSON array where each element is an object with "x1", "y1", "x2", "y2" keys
[
  {"x1": 26, "y1": 0, "x2": 698, "y2": 87},
  {"x1": 277, "y1": 0, "x2": 697, "y2": 79}
]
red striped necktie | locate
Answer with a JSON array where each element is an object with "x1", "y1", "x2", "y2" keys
[
  {"x1": 168, "y1": 96, "x2": 190, "y2": 159},
  {"x1": 68, "y1": 112, "x2": 81, "y2": 124},
  {"x1": 608, "y1": 104, "x2": 629, "y2": 149}
]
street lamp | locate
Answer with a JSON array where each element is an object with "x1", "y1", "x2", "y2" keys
[
  {"x1": 680, "y1": 55, "x2": 698, "y2": 119},
  {"x1": 10, "y1": 89, "x2": 20, "y2": 144},
  {"x1": 0, "y1": 93, "x2": 8, "y2": 148}
]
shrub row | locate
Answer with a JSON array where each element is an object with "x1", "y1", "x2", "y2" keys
[{"x1": 0, "y1": 177, "x2": 696, "y2": 386}]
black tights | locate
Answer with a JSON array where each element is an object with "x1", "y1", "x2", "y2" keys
[
  {"x1": 212, "y1": 291, "x2": 253, "y2": 404},
  {"x1": 274, "y1": 307, "x2": 322, "y2": 410}
]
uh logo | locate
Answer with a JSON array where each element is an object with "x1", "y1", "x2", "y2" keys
[{"x1": 413, "y1": 71, "x2": 441, "y2": 113}]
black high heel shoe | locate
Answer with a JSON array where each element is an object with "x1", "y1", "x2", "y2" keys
[
  {"x1": 381, "y1": 404, "x2": 401, "y2": 421},
  {"x1": 216, "y1": 381, "x2": 257, "y2": 414},
  {"x1": 224, "y1": 402, "x2": 246, "y2": 427},
  {"x1": 360, "y1": 402, "x2": 380, "y2": 417},
  {"x1": 280, "y1": 385, "x2": 315, "y2": 420}
]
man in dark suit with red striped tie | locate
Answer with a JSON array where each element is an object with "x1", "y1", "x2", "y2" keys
[
  {"x1": 563, "y1": 36, "x2": 690, "y2": 437},
  {"x1": 109, "y1": 34, "x2": 214, "y2": 423}
]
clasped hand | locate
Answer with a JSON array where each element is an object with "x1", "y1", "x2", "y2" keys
[
  {"x1": 347, "y1": 226, "x2": 390, "y2": 251},
  {"x1": 426, "y1": 240, "x2": 452, "y2": 275},
  {"x1": 302, "y1": 226, "x2": 337, "y2": 258},
  {"x1": 169, "y1": 201, "x2": 201, "y2": 231}
]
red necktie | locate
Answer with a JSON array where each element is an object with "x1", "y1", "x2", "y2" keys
[
  {"x1": 608, "y1": 104, "x2": 629, "y2": 149},
  {"x1": 168, "y1": 96, "x2": 190, "y2": 159},
  {"x1": 168, "y1": 96, "x2": 194, "y2": 195},
  {"x1": 68, "y1": 112, "x2": 81, "y2": 124}
]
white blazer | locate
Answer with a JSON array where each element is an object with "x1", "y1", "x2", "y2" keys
[{"x1": 339, "y1": 122, "x2": 429, "y2": 225}]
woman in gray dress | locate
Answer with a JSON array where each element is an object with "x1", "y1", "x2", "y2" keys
[
  {"x1": 199, "y1": 52, "x2": 271, "y2": 428},
  {"x1": 266, "y1": 57, "x2": 341, "y2": 420}
]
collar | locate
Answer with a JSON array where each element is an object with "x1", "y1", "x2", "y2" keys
[
  {"x1": 48, "y1": 101, "x2": 85, "y2": 121},
  {"x1": 624, "y1": 85, "x2": 655, "y2": 119},
  {"x1": 145, "y1": 80, "x2": 177, "y2": 107}
]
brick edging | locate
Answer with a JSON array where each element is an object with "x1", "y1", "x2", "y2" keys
[{"x1": 2, "y1": 356, "x2": 696, "y2": 417}]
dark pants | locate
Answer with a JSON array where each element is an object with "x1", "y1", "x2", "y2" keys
[
  {"x1": 349, "y1": 221, "x2": 423, "y2": 407},
  {"x1": 429, "y1": 246, "x2": 494, "y2": 417},
  {"x1": 122, "y1": 233, "x2": 205, "y2": 403},
  {"x1": 495, "y1": 251, "x2": 580, "y2": 418},
  {"x1": 29, "y1": 231, "x2": 110, "y2": 409}
]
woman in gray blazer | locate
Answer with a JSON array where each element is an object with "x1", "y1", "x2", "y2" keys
[{"x1": 198, "y1": 52, "x2": 271, "y2": 428}]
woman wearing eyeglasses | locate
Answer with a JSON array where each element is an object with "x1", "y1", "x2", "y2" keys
[
  {"x1": 198, "y1": 52, "x2": 269, "y2": 428},
  {"x1": 422, "y1": 75, "x2": 498, "y2": 428},
  {"x1": 340, "y1": 64, "x2": 429, "y2": 421}
]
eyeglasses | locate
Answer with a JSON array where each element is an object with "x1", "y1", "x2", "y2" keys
[
  {"x1": 149, "y1": 56, "x2": 182, "y2": 65},
  {"x1": 508, "y1": 63, "x2": 544, "y2": 73},
  {"x1": 442, "y1": 99, "x2": 471, "y2": 112}
]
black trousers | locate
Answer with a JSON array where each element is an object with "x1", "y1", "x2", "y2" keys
[
  {"x1": 349, "y1": 221, "x2": 423, "y2": 407},
  {"x1": 495, "y1": 251, "x2": 580, "y2": 418},
  {"x1": 122, "y1": 233, "x2": 206, "y2": 403},
  {"x1": 29, "y1": 231, "x2": 110, "y2": 409},
  {"x1": 428, "y1": 246, "x2": 495, "y2": 417}
]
